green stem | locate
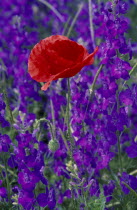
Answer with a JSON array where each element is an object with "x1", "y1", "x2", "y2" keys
[
  {"x1": 117, "y1": 131, "x2": 123, "y2": 175},
  {"x1": 62, "y1": 16, "x2": 71, "y2": 36},
  {"x1": 121, "y1": 61, "x2": 137, "y2": 89},
  {"x1": 0, "y1": 58, "x2": 14, "y2": 126},
  {"x1": 66, "y1": 79, "x2": 73, "y2": 147},
  {"x1": 66, "y1": 78, "x2": 71, "y2": 130},
  {"x1": 3, "y1": 157, "x2": 11, "y2": 203},
  {"x1": 3, "y1": 88, "x2": 14, "y2": 125},
  {"x1": 106, "y1": 202, "x2": 120, "y2": 208},
  {"x1": 0, "y1": 164, "x2": 17, "y2": 178},
  {"x1": 116, "y1": 89, "x2": 120, "y2": 113},
  {"x1": 122, "y1": 181, "x2": 137, "y2": 199},
  {"x1": 38, "y1": 0, "x2": 64, "y2": 22},
  {"x1": 59, "y1": 128, "x2": 70, "y2": 153},
  {"x1": 129, "y1": 61, "x2": 137, "y2": 76},
  {"x1": 116, "y1": 83, "x2": 123, "y2": 175},
  {"x1": 88, "y1": 0, "x2": 95, "y2": 48},
  {"x1": 66, "y1": 3, "x2": 84, "y2": 37},
  {"x1": 130, "y1": 169, "x2": 137, "y2": 176},
  {"x1": 50, "y1": 100, "x2": 56, "y2": 138},
  {"x1": 90, "y1": 64, "x2": 104, "y2": 93}
]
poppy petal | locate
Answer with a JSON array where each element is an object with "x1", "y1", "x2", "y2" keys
[
  {"x1": 28, "y1": 35, "x2": 98, "y2": 90},
  {"x1": 41, "y1": 47, "x2": 98, "y2": 91}
]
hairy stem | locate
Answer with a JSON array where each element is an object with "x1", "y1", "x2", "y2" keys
[
  {"x1": 66, "y1": 79, "x2": 72, "y2": 145},
  {"x1": 67, "y1": 3, "x2": 84, "y2": 37},
  {"x1": 59, "y1": 128, "x2": 70, "y2": 153},
  {"x1": 38, "y1": 0, "x2": 64, "y2": 22}
]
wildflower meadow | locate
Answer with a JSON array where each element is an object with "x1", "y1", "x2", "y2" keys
[{"x1": 1, "y1": 0, "x2": 137, "y2": 209}]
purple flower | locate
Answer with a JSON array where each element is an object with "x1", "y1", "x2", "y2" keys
[
  {"x1": 0, "y1": 134, "x2": 11, "y2": 152},
  {"x1": 18, "y1": 169, "x2": 40, "y2": 192},
  {"x1": 126, "y1": 143, "x2": 137, "y2": 158},
  {"x1": 37, "y1": 193, "x2": 48, "y2": 207},
  {"x1": 120, "y1": 89, "x2": 133, "y2": 106},
  {"x1": 48, "y1": 188, "x2": 56, "y2": 209},
  {"x1": 103, "y1": 181, "x2": 115, "y2": 202},
  {"x1": 0, "y1": 115, "x2": 10, "y2": 128},
  {"x1": 8, "y1": 154, "x2": 18, "y2": 168},
  {"x1": 119, "y1": 2, "x2": 129, "y2": 14},
  {"x1": 18, "y1": 190, "x2": 35, "y2": 210},
  {"x1": 89, "y1": 179, "x2": 100, "y2": 197},
  {"x1": 13, "y1": 112, "x2": 36, "y2": 132},
  {"x1": 0, "y1": 187, "x2": 7, "y2": 198},
  {"x1": 106, "y1": 107, "x2": 128, "y2": 132},
  {"x1": 25, "y1": 151, "x2": 44, "y2": 170},
  {"x1": 16, "y1": 131, "x2": 36, "y2": 148},
  {"x1": 54, "y1": 160, "x2": 70, "y2": 179},
  {"x1": 97, "y1": 153, "x2": 113, "y2": 170},
  {"x1": 37, "y1": 188, "x2": 56, "y2": 209},
  {"x1": 80, "y1": 203, "x2": 85, "y2": 210},
  {"x1": 0, "y1": 94, "x2": 6, "y2": 110},
  {"x1": 111, "y1": 58, "x2": 131, "y2": 80},
  {"x1": 120, "y1": 172, "x2": 137, "y2": 194},
  {"x1": 12, "y1": 186, "x2": 19, "y2": 193}
]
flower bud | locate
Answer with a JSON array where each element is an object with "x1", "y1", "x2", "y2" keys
[{"x1": 48, "y1": 139, "x2": 59, "y2": 152}]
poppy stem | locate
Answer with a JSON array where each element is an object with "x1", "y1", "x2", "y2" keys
[
  {"x1": 50, "y1": 99, "x2": 56, "y2": 138},
  {"x1": 66, "y1": 78, "x2": 71, "y2": 135},
  {"x1": 66, "y1": 78, "x2": 73, "y2": 154}
]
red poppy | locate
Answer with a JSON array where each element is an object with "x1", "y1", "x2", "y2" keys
[{"x1": 28, "y1": 35, "x2": 98, "y2": 91}]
